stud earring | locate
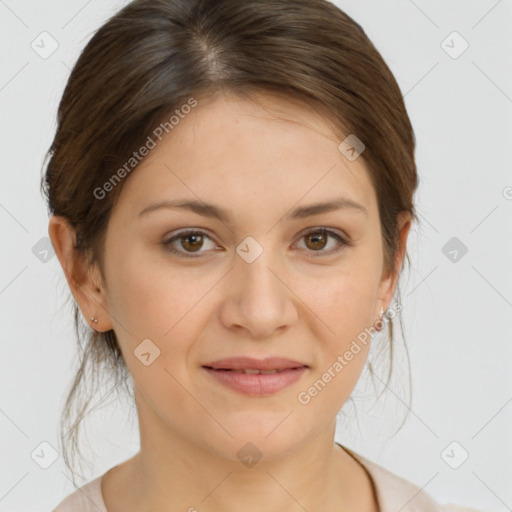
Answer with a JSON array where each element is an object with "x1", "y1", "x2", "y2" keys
[
  {"x1": 90, "y1": 317, "x2": 98, "y2": 324},
  {"x1": 376, "y1": 306, "x2": 385, "y2": 331}
]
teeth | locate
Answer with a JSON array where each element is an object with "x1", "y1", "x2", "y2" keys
[{"x1": 242, "y1": 369, "x2": 278, "y2": 374}]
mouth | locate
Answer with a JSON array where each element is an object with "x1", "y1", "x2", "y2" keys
[
  {"x1": 201, "y1": 357, "x2": 309, "y2": 396},
  {"x1": 203, "y1": 367, "x2": 303, "y2": 374},
  {"x1": 201, "y1": 356, "x2": 309, "y2": 372}
]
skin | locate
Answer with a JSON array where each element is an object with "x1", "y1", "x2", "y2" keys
[{"x1": 49, "y1": 89, "x2": 411, "y2": 512}]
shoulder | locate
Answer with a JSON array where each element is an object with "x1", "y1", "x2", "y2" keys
[
  {"x1": 52, "y1": 475, "x2": 107, "y2": 512},
  {"x1": 440, "y1": 506, "x2": 486, "y2": 512},
  {"x1": 339, "y1": 444, "x2": 484, "y2": 512}
]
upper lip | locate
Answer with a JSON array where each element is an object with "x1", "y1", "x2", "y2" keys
[{"x1": 202, "y1": 357, "x2": 308, "y2": 371}]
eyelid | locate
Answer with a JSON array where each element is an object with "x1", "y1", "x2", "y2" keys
[
  {"x1": 161, "y1": 226, "x2": 351, "y2": 258},
  {"x1": 293, "y1": 227, "x2": 350, "y2": 257},
  {"x1": 161, "y1": 228, "x2": 220, "y2": 259}
]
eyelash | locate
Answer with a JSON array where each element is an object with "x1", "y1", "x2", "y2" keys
[{"x1": 161, "y1": 228, "x2": 351, "y2": 259}]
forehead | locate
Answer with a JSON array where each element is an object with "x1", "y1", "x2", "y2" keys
[{"x1": 111, "y1": 90, "x2": 378, "y2": 226}]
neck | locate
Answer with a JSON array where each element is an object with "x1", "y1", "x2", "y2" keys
[{"x1": 103, "y1": 391, "x2": 378, "y2": 512}]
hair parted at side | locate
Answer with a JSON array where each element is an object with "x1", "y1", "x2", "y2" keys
[{"x1": 41, "y1": 0, "x2": 419, "y2": 479}]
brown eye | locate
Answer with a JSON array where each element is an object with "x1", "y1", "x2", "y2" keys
[
  {"x1": 180, "y1": 233, "x2": 204, "y2": 252},
  {"x1": 162, "y1": 227, "x2": 349, "y2": 260},
  {"x1": 296, "y1": 228, "x2": 349, "y2": 257},
  {"x1": 304, "y1": 231, "x2": 328, "y2": 251},
  {"x1": 162, "y1": 230, "x2": 217, "y2": 258}
]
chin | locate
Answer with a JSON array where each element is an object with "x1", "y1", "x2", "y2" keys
[{"x1": 197, "y1": 419, "x2": 307, "y2": 464}]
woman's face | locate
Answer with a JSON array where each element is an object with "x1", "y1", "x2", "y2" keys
[{"x1": 80, "y1": 91, "x2": 409, "y2": 460}]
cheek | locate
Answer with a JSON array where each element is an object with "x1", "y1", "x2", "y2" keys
[
  {"x1": 104, "y1": 246, "x2": 218, "y2": 382},
  {"x1": 306, "y1": 265, "x2": 380, "y2": 343},
  {"x1": 297, "y1": 275, "x2": 376, "y2": 412},
  {"x1": 104, "y1": 241, "x2": 195, "y2": 336}
]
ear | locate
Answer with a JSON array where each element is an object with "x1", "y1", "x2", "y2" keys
[
  {"x1": 48, "y1": 215, "x2": 112, "y2": 332},
  {"x1": 375, "y1": 210, "x2": 412, "y2": 317}
]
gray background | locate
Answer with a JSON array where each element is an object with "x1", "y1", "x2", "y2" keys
[{"x1": 1, "y1": 0, "x2": 511, "y2": 510}]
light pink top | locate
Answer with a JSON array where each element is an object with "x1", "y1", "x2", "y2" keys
[{"x1": 52, "y1": 444, "x2": 484, "y2": 511}]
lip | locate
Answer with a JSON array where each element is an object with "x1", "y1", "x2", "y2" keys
[
  {"x1": 203, "y1": 366, "x2": 308, "y2": 396},
  {"x1": 201, "y1": 357, "x2": 309, "y2": 396},
  {"x1": 202, "y1": 357, "x2": 308, "y2": 371}
]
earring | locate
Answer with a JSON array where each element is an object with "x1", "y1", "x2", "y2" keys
[
  {"x1": 376, "y1": 306, "x2": 385, "y2": 331},
  {"x1": 90, "y1": 317, "x2": 98, "y2": 324}
]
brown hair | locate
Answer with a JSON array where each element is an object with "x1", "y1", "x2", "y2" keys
[{"x1": 41, "y1": 0, "x2": 419, "y2": 479}]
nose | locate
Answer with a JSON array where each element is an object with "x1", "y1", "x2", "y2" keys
[{"x1": 218, "y1": 242, "x2": 299, "y2": 339}]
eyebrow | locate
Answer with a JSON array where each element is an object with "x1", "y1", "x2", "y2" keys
[{"x1": 137, "y1": 196, "x2": 368, "y2": 223}]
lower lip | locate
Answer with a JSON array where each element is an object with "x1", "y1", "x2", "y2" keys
[{"x1": 203, "y1": 367, "x2": 308, "y2": 396}]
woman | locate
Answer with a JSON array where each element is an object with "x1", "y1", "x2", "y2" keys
[{"x1": 44, "y1": 0, "x2": 483, "y2": 510}]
